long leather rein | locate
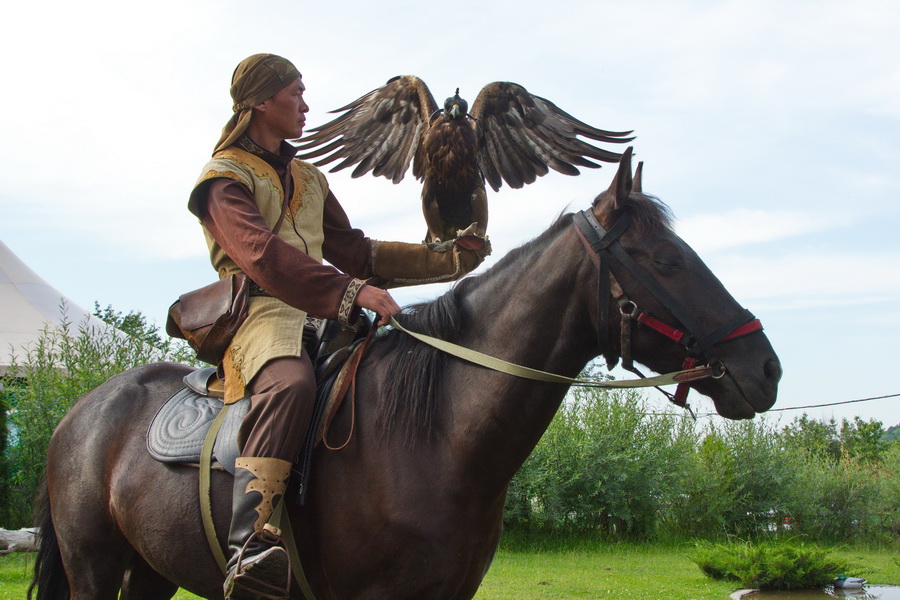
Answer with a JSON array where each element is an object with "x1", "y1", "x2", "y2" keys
[{"x1": 387, "y1": 316, "x2": 714, "y2": 389}]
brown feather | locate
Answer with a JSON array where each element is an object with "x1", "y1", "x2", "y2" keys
[{"x1": 295, "y1": 77, "x2": 632, "y2": 241}]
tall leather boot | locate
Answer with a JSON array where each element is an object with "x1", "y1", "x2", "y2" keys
[{"x1": 224, "y1": 456, "x2": 293, "y2": 600}]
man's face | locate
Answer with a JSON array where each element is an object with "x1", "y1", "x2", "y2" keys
[{"x1": 256, "y1": 76, "x2": 309, "y2": 140}]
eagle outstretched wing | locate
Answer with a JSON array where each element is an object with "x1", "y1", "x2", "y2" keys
[
  {"x1": 294, "y1": 75, "x2": 438, "y2": 183},
  {"x1": 470, "y1": 82, "x2": 634, "y2": 192},
  {"x1": 295, "y1": 77, "x2": 633, "y2": 246}
]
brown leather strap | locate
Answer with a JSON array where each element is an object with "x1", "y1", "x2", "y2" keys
[{"x1": 322, "y1": 327, "x2": 375, "y2": 451}]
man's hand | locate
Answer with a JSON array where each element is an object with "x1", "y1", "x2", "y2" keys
[{"x1": 355, "y1": 284, "x2": 401, "y2": 326}]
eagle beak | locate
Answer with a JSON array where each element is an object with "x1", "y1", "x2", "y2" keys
[{"x1": 450, "y1": 104, "x2": 461, "y2": 119}]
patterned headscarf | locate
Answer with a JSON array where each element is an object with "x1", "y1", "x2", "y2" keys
[{"x1": 213, "y1": 54, "x2": 301, "y2": 154}]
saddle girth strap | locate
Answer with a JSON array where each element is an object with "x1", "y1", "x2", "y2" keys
[{"x1": 200, "y1": 404, "x2": 230, "y2": 574}]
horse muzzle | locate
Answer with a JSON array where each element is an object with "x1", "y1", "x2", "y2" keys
[{"x1": 696, "y1": 340, "x2": 782, "y2": 419}]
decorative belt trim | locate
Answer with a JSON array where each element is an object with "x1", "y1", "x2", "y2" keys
[
  {"x1": 248, "y1": 281, "x2": 271, "y2": 297},
  {"x1": 339, "y1": 278, "x2": 366, "y2": 326}
]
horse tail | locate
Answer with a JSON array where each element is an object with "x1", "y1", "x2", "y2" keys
[{"x1": 28, "y1": 478, "x2": 69, "y2": 600}]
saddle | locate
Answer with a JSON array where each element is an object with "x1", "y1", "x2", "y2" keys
[{"x1": 147, "y1": 315, "x2": 371, "y2": 505}]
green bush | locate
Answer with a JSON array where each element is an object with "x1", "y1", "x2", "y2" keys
[
  {"x1": 689, "y1": 539, "x2": 852, "y2": 589},
  {"x1": 0, "y1": 391, "x2": 8, "y2": 526},
  {"x1": 877, "y1": 444, "x2": 900, "y2": 536},
  {"x1": 507, "y1": 379, "x2": 899, "y2": 544},
  {"x1": 782, "y1": 442, "x2": 900, "y2": 543},
  {"x1": 0, "y1": 303, "x2": 197, "y2": 527},
  {"x1": 507, "y1": 374, "x2": 699, "y2": 539}
]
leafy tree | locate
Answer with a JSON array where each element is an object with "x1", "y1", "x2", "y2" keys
[
  {"x1": 884, "y1": 424, "x2": 900, "y2": 443},
  {"x1": 670, "y1": 419, "x2": 793, "y2": 539},
  {"x1": 839, "y1": 416, "x2": 886, "y2": 464},
  {"x1": 664, "y1": 430, "x2": 737, "y2": 539},
  {"x1": 780, "y1": 414, "x2": 888, "y2": 464},
  {"x1": 877, "y1": 443, "x2": 900, "y2": 537},
  {"x1": 780, "y1": 414, "x2": 841, "y2": 460},
  {"x1": 773, "y1": 416, "x2": 896, "y2": 542},
  {"x1": 92, "y1": 302, "x2": 198, "y2": 365}
]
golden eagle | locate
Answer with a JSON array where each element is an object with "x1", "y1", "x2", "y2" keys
[{"x1": 295, "y1": 76, "x2": 633, "y2": 248}]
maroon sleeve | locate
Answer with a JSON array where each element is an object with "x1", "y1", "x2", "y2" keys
[
  {"x1": 198, "y1": 178, "x2": 355, "y2": 320},
  {"x1": 321, "y1": 190, "x2": 375, "y2": 279}
]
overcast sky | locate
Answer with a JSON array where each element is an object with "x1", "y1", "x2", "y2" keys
[{"x1": 2, "y1": 0, "x2": 898, "y2": 426}]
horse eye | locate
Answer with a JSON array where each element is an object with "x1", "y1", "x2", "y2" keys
[{"x1": 653, "y1": 243, "x2": 684, "y2": 274}]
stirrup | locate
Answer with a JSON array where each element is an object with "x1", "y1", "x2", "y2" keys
[{"x1": 226, "y1": 529, "x2": 292, "y2": 600}]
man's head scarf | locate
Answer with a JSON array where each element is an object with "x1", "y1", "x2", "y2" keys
[{"x1": 213, "y1": 54, "x2": 302, "y2": 154}]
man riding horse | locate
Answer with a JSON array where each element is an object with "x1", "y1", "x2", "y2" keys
[{"x1": 189, "y1": 53, "x2": 490, "y2": 599}]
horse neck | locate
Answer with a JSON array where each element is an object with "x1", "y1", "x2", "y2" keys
[{"x1": 444, "y1": 223, "x2": 599, "y2": 488}]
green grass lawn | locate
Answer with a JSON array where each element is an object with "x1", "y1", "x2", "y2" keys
[{"x1": 2, "y1": 542, "x2": 897, "y2": 600}]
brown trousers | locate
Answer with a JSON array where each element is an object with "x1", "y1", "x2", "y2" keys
[{"x1": 238, "y1": 354, "x2": 316, "y2": 462}]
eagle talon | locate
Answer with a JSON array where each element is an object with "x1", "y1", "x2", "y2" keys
[
  {"x1": 455, "y1": 222, "x2": 480, "y2": 238},
  {"x1": 426, "y1": 239, "x2": 455, "y2": 253}
]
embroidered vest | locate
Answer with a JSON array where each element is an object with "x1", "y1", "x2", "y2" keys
[{"x1": 192, "y1": 147, "x2": 329, "y2": 401}]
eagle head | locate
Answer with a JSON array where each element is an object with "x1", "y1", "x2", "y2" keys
[{"x1": 443, "y1": 88, "x2": 468, "y2": 119}]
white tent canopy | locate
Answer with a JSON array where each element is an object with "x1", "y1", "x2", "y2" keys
[{"x1": 0, "y1": 240, "x2": 109, "y2": 376}]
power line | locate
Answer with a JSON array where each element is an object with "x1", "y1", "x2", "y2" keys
[
  {"x1": 645, "y1": 393, "x2": 900, "y2": 419},
  {"x1": 766, "y1": 393, "x2": 900, "y2": 412}
]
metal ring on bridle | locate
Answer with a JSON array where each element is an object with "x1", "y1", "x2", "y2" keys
[
  {"x1": 619, "y1": 300, "x2": 638, "y2": 318},
  {"x1": 711, "y1": 362, "x2": 727, "y2": 379}
]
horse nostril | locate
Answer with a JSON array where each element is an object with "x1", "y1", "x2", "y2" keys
[{"x1": 764, "y1": 358, "x2": 782, "y2": 383}]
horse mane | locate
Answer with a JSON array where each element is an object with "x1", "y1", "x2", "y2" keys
[
  {"x1": 368, "y1": 213, "x2": 574, "y2": 444},
  {"x1": 594, "y1": 191, "x2": 674, "y2": 236},
  {"x1": 367, "y1": 291, "x2": 461, "y2": 444},
  {"x1": 367, "y1": 192, "x2": 672, "y2": 444}
]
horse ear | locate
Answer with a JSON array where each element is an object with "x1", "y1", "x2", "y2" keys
[
  {"x1": 613, "y1": 147, "x2": 634, "y2": 204},
  {"x1": 593, "y1": 146, "x2": 633, "y2": 221},
  {"x1": 633, "y1": 161, "x2": 644, "y2": 194}
]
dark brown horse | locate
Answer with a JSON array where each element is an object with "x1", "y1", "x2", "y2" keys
[{"x1": 31, "y1": 150, "x2": 780, "y2": 600}]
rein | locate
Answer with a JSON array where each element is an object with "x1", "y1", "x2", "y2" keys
[
  {"x1": 572, "y1": 208, "x2": 763, "y2": 412},
  {"x1": 388, "y1": 317, "x2": 714, "y2": 389}
]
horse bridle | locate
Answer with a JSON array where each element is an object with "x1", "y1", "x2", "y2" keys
[{"x1": 573, "y1": 209, "x2": 763, "y2": 412}]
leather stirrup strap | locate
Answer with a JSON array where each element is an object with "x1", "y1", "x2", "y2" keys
[{"x1": 200, "y1": 403, "x2": 231, "y2": 575}]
